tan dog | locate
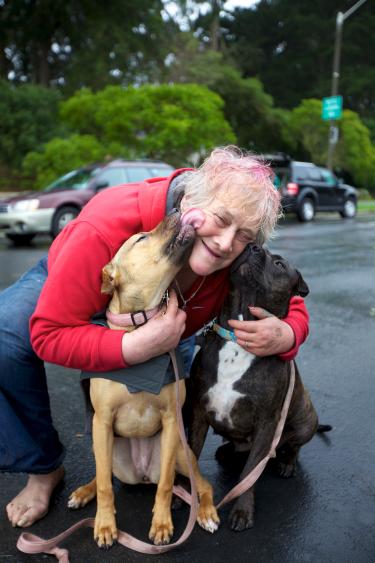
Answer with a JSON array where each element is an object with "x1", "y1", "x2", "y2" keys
[{"x1": 68, "y1": 212, "x2": 219, "y2": 547}]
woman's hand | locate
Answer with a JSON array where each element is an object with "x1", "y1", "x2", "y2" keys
[
  {"x1": 228, "y1": 306, "x2": 295, "y2": 357},
  {"x1": 121, "y1": 290, "x2": 187, "y2": 364}
]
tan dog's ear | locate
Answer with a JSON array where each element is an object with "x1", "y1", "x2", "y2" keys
[{"x1": 101, "y1": 263, "x2": 118, "y2": 295}]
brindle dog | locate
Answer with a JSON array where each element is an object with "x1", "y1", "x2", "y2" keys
[{"x1": 187, "y1": 244, "x2": 321, "y2": 531}]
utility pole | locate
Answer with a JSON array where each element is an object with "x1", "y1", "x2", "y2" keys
[{"x1": 326, "y1": 0, "x2": 368, "y2": 170}]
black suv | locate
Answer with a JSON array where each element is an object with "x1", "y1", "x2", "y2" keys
[{"x1": 266, "y1": 154, "x2": 358, "y2": 222}]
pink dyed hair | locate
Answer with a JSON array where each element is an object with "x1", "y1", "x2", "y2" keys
[{"x1": 183, "y1": 146, "x2": 281, "y2": 243}]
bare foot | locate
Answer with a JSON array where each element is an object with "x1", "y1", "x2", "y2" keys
[{"x1": 6, "y1": 466, "x2": 65, "y2": 527}]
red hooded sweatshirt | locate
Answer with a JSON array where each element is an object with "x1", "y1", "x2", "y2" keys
[{"x1": 30, "y1": 171, "x2": 308, "y2": 371}]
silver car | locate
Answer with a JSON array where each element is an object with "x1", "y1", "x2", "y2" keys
[{"x1": 0, "y1": 159, "x2": 173, "y2": 244}]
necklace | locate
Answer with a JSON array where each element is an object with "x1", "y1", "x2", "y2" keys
[{"x1": 174, "y1": 276, "x2": 206, "y2": 310}]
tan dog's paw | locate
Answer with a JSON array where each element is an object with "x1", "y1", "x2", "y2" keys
[
  {"x1": 197, "y1": 503, "x2": 220, "y2": 533},
  {"x1": 94, "y1": 511, "x2": 118, "y2": 548},
  {"x1": 68, "y1": 483, "x2": 96, "y2": 509},
  {"x1": 149, "y1": 515, "x2": 174, "y2": 545}
]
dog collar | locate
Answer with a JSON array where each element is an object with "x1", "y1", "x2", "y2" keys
[
  {"x1": 106, "y1": 307, "x2": 159, "y2": 328},
  {"x1": 213, "y1": 322, "x2": 237, "y2": 342}
]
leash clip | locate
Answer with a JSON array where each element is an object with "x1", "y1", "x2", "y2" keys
[{"x1": 201, "y1": 317, "x2": 216, "y2": 336}]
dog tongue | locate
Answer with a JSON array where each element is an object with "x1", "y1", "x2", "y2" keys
[{"x1": 181, "y1": 208, "x2": 205, "y2": 229}]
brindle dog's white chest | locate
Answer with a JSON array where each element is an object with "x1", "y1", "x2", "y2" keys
[{"x1": 206, "y1": 341, "x2": 254, "y2": 428}]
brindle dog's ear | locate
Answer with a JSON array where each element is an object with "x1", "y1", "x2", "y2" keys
[
  {"x1": 294, "y1": 269, "x2": 309, "y2": 297},
  {"x1": 101, "y1": 263, "x2": 118, "y2": 295}
]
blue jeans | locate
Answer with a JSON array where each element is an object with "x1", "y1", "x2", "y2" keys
[
  {"x1": 0, "y1": 257, "x2": 65, "y2": 474},
  {"x1": 0, "y1": 257, "x2": 195, "y2": 474}
]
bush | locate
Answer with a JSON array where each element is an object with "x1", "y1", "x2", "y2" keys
[
  {"x1": 60, "y1": 83, "x2": 235, "y2": 166},
  {"x1": 22, "y1": 135, "x2": 124, "y2": 189}
]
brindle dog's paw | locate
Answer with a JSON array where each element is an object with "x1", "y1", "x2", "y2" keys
[
  {"x1": 149, "y1": 517, "x2": 174, "y2": 545},
  {"x1": 277, "y1": 461, "x2": 297, "y2": 478},
  {"x1": 228, "y1": 507, "x2": 254, "y2": 532}
]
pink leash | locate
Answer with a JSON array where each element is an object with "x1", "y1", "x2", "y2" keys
[{"x1": 17, "y1": 360, "x2": 295, "y2": 561}]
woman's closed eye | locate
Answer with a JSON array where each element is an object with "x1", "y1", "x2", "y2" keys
[
  {"x1": 213, "y1": 213, "x2": 229, "y2": 227},
  {"x1": 236, "y1": 230, "x2": 254, "y2": 243}
]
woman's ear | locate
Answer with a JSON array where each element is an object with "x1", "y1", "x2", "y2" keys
[{"x1": 101, "y1": 263, "x2": 118, "y2": 295}]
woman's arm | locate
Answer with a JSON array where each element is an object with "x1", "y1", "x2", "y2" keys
[
  {"x1": 30, "y1": 223, "x2": 187, "y2": 371},
  {"x1": 228, "y1": 296, "x2": 309, "y2": 360}
]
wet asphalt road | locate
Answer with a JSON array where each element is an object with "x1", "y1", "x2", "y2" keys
[{"x1": 0, "y1": 214, "x2": 374, "y2": 563}]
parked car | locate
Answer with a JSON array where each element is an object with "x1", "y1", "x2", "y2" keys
[
  {"x1": 265, "y1": 153, "x2": 358, "y2": 222},
  {"x1": 0, "y1": 159, "x2": 174, "y2": 244}
]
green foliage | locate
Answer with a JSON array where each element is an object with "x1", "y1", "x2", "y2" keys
[
  {"x1": 2, "y1": 1, "x2": 374, "y2": 191},
  {"x1": 290, "y1": 99, "x2": 375, "y2": 193},
  {"x1": 164, "y1": 37, "x2": 291, "y2": 153},
  {"x1": 0, "y1": 79, "x2": 63, "y2": 168},
  {"x1": 337, "y1": 111, "x2": 375, "y2": 191},
  {"x1": 0, "y1": 0, "x2": 170, "y2": 93},
  {"x1": 363, "y1": 118, "x2": 375, "y2": 144},
  {"x1": 60, "y1": 83, "x2": 235, "y2": 166},
  {"x1": 22, "y1": 135, "x2": 119, "y2": 189},
  {"x1": 290, "y1": 99, "x2": 329, "y2": 164},
  {"x1": 21, "y1": 83, "x2": 234, "y2": 185},
  {"x1": 221, "y1": 0, "x2": 375, "y2": 118}
]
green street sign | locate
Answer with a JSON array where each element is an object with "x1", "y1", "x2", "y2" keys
[{"x1": 322, "y1": 95, "x2": 343, "y2": 120}]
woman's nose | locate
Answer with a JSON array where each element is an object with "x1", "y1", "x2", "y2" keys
[{"x1": 217, "y1": 227, "x2": 236, "y2": 252}]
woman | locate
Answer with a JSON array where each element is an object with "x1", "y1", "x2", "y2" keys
[{"x1": 1, "y1": 146, "x2": 308, "y2": 527}]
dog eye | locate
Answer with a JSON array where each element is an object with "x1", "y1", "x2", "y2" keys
[
  {"x1": 136, "y1": 234, "x2": 148, "y2": 243},
  {"x1": 274, "y1": 260, "x2": 286, "y2": 270}
]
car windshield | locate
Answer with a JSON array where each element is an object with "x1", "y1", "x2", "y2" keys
[{"x1": 44, "y1": 167, "x2": 102, "y2": 192}]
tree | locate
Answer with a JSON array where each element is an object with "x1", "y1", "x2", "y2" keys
[
  {"x1": 165, "y1": 35, "x2": 293, "y2": 153},
  {"x1": 0, "y1": 0, "x2": 171, "y2": 93},
  {"x1": 22, "y1": 134, "x2": 113, "y2": 188},
  {"x1": 0, "y1": 79, "x2": 63, "y2": 169},
  {"x1": 289, "y1": 99, "x2": 329, "y2": 164},
  {"x1": 336, "y1": 111, "x2": 375, "y2": 191},
  {"x1": 221, "y1": 0, "x2": 375, "y2": 118},
  {"x1": 290, "y1": 98, "x2": 375, "y2": 192},
  {"x1": 23, "y1": 83, "x2": 235, "y2": 185}
]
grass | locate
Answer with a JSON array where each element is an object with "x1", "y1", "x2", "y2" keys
[{"x1": 358, "y1": 200, "x2": 375, "y2": 213}]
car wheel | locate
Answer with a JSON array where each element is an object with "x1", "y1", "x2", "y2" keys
[
  {"x1": 297, "y1": 198, "x2": 315, "y2": 222},
  {"x1": 6, "y1": 233, "x2": 36, "y2": 246},
  {"x1": 51, "y1": 206, "x2": 80, "y2": 238},
  {"x1": 340, "y1": 198, "x2": 357, "y2": 218}
]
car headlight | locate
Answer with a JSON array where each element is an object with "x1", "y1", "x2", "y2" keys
[{"x1": 11, "y1": 199, "x2": 40, "y2": 212}]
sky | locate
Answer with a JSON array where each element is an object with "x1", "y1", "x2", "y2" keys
[
  {"x1": 162, "y1": 1, "x2": 260, "y2": 28},
  {"x1": 225, "y1": 0, "x2": 259, "y2": 9}
]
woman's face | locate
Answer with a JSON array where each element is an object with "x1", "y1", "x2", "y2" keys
[{"x1": 184, "y1": 196, "x2": 257, "y2": 276}]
